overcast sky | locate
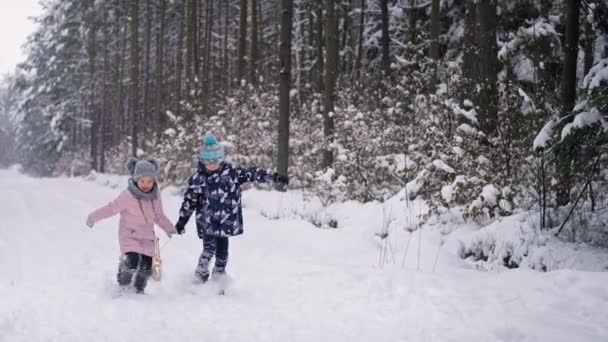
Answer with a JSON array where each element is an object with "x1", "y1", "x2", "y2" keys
[{"x1": 0, "y1": 0, "x2": 42, "y2": 76}]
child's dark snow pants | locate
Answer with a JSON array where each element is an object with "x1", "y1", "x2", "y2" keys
[
  {"x1": 195, "y1": 235, "x2": 229, "y2": 282},
  {"x1": 117, "y1": 252, "x2": 153, "y2": 291}
]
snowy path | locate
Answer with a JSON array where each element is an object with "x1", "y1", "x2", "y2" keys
[{"x1": 1, "y1": 169, "x2": 607, "y2": 342}]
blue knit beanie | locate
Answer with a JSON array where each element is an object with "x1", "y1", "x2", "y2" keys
[{"x1": 198, "y1": 134, "x2": 224, "y2": 163}]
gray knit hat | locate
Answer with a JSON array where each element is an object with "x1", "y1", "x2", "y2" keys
[{"x1": 127, "y1": 159, "x2": 158, "y2": 181}]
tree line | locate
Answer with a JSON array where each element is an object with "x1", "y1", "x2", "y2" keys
[{"x1": 2, "y1": 0, "x2": 608, "y2": 241}]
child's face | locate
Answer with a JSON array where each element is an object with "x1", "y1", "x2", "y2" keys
[
  {"x1": 204, "y1": 162, "x2": 220, "y2": 171},
  {"x1": 136, "y1": 176, "x2": 154, "y2": 192}
]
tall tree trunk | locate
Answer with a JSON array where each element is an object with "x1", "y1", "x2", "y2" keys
[
  {"x1": 199, "y1": 0, "x2": 208, "y2": 107},
  {"x1": 143, "y1": 0, "x2": 152, "y2": 129},
  {"x1": 129, "y1": 0, "x2": 140, "y2": 157},
  {"x1": 118, "y1": 2, "x2": 129, "y2": 143},
  {"x1": 222, "y1": 0, "x2": 230, "y2": 92},
  {"x1": 409, "y1": 0, "x2": 417, "y2": 44},
  {"x1": 87, "y1": 0, "x2": 98, "y2": 170},
  {"x1": 198, "y1": 0, "x2": 206, "y2": 94},
  {"x1": 323, "y1": 0, "x2": 337, "y2": 168},
  {"x1": 192, "y1": 0, "x2": 200, "y2": 78},
  {"x1": 185, "y1": 0, "x2": 196, "y2": 96},
  {"x1": 316, "y1": 0, "x2": 324, "y2": 92},
  {"x1": 340, "y1": 0, "x2": 351, "y2": 73},
  {"x1": 293, "y1": 1, "x2": 303, "y2": 107},
  {"x1": 250, "y1": 0, "x2": 259, "y2": 86},
  {"x1": 561, "y1": 0, "x2": 580, "y2": 114},
  {"x1": 258, "y1": 0, "x2": 265, "y2": 82},
  {"x1": 429, "y1": 0, "x2": 440, "y2": 92},
  {"x1": 203, "y1": 0, "x2": 214, "y2": 110},
  {"x1": 175, "y1": 0, "x2": 186, "y2": 118},
  {"x1": 557, "y1": 0, "x2": 582, "y2": 207},
  {"x1": 462, "y1": 0, "x2": 477, "y2": 101},
  {"x1": 354, "y1": 0, "x2": 365, "y2": 81},
  {"x1": 111, "y1": 0, "x2": 123, "y2": 147},
  {"x1": 101, "y1": 3, "x2": 110, "y2": 172},
  {"x1": 307, "y1": 3, "x2": 315, "y2": 86},
  {"x1": 237, "y1": 0, "x2": 248, "y2": 84},
  {"x1": 583, "y1": 16, "x2": 595, "y2": 78},
  {"x1": 476, "y1": 0, "x2": 498, "y2": 135},
  {"x1": 155, "y1": 0, "x2": 166, "y2": 139},
  {"x1": 380, "y1": 0, "x2": 390, "y2": 76},
  {"x1": 278, "y1": 0, "x2": 293, "y2": 184}
]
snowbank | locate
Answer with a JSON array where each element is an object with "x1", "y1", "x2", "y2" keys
[{"x1": 445, "y1": 213, "x2": 608, "y2": 272}]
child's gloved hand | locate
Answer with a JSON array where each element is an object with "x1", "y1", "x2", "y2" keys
[
  {"x1": 273, "y1": 173, "x2": 289, "y2": 186},
  {"x1": 175, "y1": 223, "x2": 186, "y2": 235},
  {"x1": 86, "y1": 219, "x2": 94, "y2": 228},
  {"x1": 165, "y1": 227, "x2": 178, "y2": 238}
]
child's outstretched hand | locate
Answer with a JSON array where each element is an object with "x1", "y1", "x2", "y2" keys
[
  {"x1": 165, "y1": 227, "x2": 178, "y2": 239},
  {"x1": 86, "y1": 218, "x2": 94, "y2": 228},
  {"x1": 273, "y1": 173, "x2": 289, "y2": 186},
  {"x1": 175, "y1": 222, "x2": 186, "y2": 235}
]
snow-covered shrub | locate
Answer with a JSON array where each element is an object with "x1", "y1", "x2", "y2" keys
[
  {"x1": 533, "y1": 59, "x2": 608, "y2": 245},
  {"x1": 404, "y1": 92, "x2": 520, "y2": 224},
  {"x1": 452, "y1": 213, "x2": 608, "y2": 272}
]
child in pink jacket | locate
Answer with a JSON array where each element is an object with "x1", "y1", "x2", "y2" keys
[{"x1": 86, "y1": 159, "x2": 177, "y2": 293}]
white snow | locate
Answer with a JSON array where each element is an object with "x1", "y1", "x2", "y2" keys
[
  {"x1": 441, "y1": 184, "x2": 454, "y2": 203},
  {"x1": 561, "y1": 108, "x2": 607, "y2": 140},
  {"x1": 456, "y1": 123, "x2": 479, "y2": 136},
  {"x1": 163, "y1": 128, "x2": 176, "y2": 137},
  {"x1": 514, "y1": 56, "x2": 535, "y2": 82},
  {"x1": 517, "y1": 87, "x2": 536, "y2": 114},
  {"x1": 450, "y1": 101, "x2": 479, "y2": 126},
  {"x1": 452, "y1": 146, "x2": 465, "y2": 156},
  {"x1": 481, "y1": 184, "x2": 501, "y2": 205},
  {"x1": 447, "y1": 213, "x2": 608, "y2": 273},
  {"x1": 405, "y1": 169, "x2": 428, "y2": 199},
  {"x1": 533, "y1": 118, "x2": 556, "y2": 149},
  {"x1": 1, "y1": 169, "x2": 608, "y2": 341},
  {"x1": 432, "y1": 159, "x2": 455, "y2": 173},
  {"x1": 583, "y1": 58, "x2": 608, "y2": 90}
]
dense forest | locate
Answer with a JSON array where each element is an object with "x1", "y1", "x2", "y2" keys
[{"x1": 1, "y1": 0, "x2": 607, "y2": 244}]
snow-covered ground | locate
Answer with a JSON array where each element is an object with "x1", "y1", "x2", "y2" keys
[{"x1": 1, "y1": 168, "x2": 608, "y2": 341}]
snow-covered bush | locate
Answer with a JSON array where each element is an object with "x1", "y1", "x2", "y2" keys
[
  {"x1": 533, "y1": 58, "x2": 608, "y2": 245},
  {"x1": 451, "y1": 213, "x2": 608, "y2": 272}
]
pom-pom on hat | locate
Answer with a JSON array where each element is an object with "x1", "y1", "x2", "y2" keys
[{"x1": 198, "y1": 133, "x2": 224, "y2": 163}]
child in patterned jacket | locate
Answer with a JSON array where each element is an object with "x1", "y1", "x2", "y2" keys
[{"x1": 174, "y1": 134, "x2": 288, "y2": 283}]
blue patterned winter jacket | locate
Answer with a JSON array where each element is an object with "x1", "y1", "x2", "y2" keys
[{"x1": 177, "y1": 161, "x2": 276, "y2": 238}]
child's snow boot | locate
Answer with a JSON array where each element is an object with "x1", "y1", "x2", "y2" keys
[
  {"x1": 134, "y1": 269, "x2": 151, "y2": 293},
  {"x1": 117, "y1": 255, "x2": 136, "y2": 287},
  {"x1": 212, "y1": 268, "x2": 228, "y2": 295},
  {"x1": 194, "y1": 267, "x2": 210, "y2": 284},
  {"x1": 211, "y1": 267, "x2": 226, "y2": 280}
]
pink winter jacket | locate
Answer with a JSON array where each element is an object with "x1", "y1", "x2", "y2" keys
[{"x1": 87, "y1": 190, "x2": 174, "y2": 257}]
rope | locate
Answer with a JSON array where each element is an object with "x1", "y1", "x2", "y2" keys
[
  {"x1": 137, "y1": 199, "x2": 159, "y2": 224},
  {"x1": 137, "y1": 200, "x2": 149, "y2": 224},
  {"x1": 138, "y1": 199, "x2": 171, "y2": 251}
]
